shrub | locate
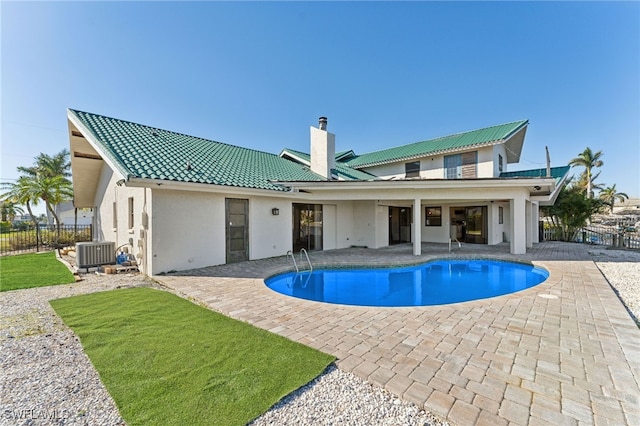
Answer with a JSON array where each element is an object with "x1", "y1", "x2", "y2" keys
[{"x1": 0, "y1": 222, "x2": 10, "y2": 233}]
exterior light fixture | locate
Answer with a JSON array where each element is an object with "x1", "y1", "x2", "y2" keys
[{"x1": 272, "y1": 208, "x2": 280, "y2": 216}]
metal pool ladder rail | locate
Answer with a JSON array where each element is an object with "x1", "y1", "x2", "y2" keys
[
  {"x1": 286, "y1": 249, "x2": 313, "y2": 273},
  {"x1": 299, "y1": 248, "x2": 313, "y2": 272}
]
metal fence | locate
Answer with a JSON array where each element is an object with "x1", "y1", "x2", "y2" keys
[
  {"x1": 542, "y1": 225, "x2": 640, "y2": 249},
  {"x1": 0, "y1": 225, "x2": 92, "y2": 256}
]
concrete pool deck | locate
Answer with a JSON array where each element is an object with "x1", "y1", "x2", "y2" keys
[{"x1": 154, "y1": 242, "x2": 640, "y2": 426}]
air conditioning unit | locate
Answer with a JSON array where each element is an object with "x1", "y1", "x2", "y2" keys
[{"x1": 76, "y1": 241, "x2": 116, "y2": 269}]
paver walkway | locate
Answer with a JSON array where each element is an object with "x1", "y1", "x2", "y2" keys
[{"x1": 154, "y1": 242, "x2": 640, "y2": 426}]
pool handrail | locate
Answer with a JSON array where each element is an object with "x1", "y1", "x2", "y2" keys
[
  {"x1": 300, "y1": 248, "x2": 313, "y2": 273},
  {"x1": 286, "y1": 250, "x2": 299, "y2": 273}
]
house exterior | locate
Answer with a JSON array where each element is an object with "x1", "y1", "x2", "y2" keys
[
  {"x1": 48, "y1": 201, "x2": 93, "y2": 226},
  {"x1": 68, "y1": 109, "x2": 569, "y2": 275}
]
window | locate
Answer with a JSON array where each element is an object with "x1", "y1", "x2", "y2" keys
[
  {"x1": 498, "y1": 206, "x2": 504, "y2": 224},
  {"x1": 425, "y1": 207, "x2": 442, "y2": 226},
  {"x1": 498, "y1": 154, "x2": 504, "y2": 172},
  {"x1": 112, "y1": 202, "x2": 117, "y2": 228},
  {"x1": 405, "y1": 161, "x2": 420, "y2": 178},
  {"x1": 444, "y1": 151, "x2": 477, "y2": 179},
  {"x1": 128, "y1": 197, "x2": 134, "y2": 229}
]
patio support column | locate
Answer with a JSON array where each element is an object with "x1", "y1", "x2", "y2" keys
[
  {"x1": 413, "y1": 197, "x2": 421, "y2": 256},
  {"x1": 510, "y1": 196, "x2": 526, "y2": 254},
  {"x1": 532, "y1": 201, "x2": 540, "y2": 244},
  {"x1": 526, "y1": 200, "x2": 533, "y2": 249}
]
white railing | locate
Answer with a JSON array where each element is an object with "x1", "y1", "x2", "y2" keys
[{"x1": 449, "y1": 238, "x2": 461, "y2": 253}]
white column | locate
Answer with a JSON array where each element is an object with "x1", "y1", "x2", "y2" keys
[
  {"x1": 532, "y1": 201, "x2": 540, "y2": 244},
  {"x1": 510, "y1": 197, "x2": 526, "y2": 254},
  {"x1": 413, "y1": 197, "x2": 421, "y2": 256},
  {"x1": 525, "y1": 200, "x2": 533, "y2": 249}
]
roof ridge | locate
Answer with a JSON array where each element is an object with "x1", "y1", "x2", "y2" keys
[
  {"x1": 365, "y1": 119, "x2": 529, "y2": 155},
  {"x1": 69, "y1": 108, "x2": 286, "y2": 160}
]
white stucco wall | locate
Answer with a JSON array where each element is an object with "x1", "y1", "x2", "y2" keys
[
  {"x1": 93, "y1": 166, "x2": 149, "y2": 272},
  {"x1": 493, "y1": 144, "x2": 508, "y2": 176},
  {"x1": 331, "y1": 200, "x2": 356, "y2": 249},
  {"x1": 352, "y1": 200, "x2": 377, "y2": 248},
  {"x1": 476, "y1": 147, "x2": 496, "y2": 178},
  {"x1": 250, "y1": 196, "x2": 292, "y2": 259},
  {"x1": 150, "y1": 190, "x2": 225, "y2": 274}
]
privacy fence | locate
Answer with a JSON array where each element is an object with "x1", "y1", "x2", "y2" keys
[{"x1": 0, "y1": 225, "x2": 92, "y2": 256}]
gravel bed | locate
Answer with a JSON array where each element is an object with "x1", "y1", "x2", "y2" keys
[
  {"x1": 2, "y1": 249, "x2": 638, "y2": 425},
  {"x1": 0, "y1": 273, "x2": 151, "y2": 426}
]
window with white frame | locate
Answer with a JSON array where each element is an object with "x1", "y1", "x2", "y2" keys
[{"x1": 498, "y1": 154, "x2": 504, "y2": 173}]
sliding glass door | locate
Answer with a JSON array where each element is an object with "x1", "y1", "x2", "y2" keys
[{"x1": 293, "y1": 204, "x2": 323, "y2": 252}]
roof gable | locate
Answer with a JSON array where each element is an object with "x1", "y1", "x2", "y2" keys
[
  {"x1": 69, "y1": 109, "x2": 325, "y2": 191},
  {"x1": 345, "y1": 120, "x2": 529, "y2": 169}
]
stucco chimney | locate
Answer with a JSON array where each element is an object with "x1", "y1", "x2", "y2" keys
[{"x1": 310, "y1": 116, "x2": 335, "y2": 179}]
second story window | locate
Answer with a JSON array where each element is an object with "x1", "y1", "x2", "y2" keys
[
  {"x1": 499, "y1": 154, "x2": 504, "y2": 172},
  {"x1": 405, "y1": 161, "x2": 420, "y2": 178},
  {"x1": 444, "y1": 151, "x2": 477, "y2": 179}
]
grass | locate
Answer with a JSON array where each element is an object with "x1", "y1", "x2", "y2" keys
[
  {"x1": 50, "y1": 287, "x2": 335, "y2": 426},
  {"x1": 0, "y1": 251, "x2": 75, "y2": 292}
]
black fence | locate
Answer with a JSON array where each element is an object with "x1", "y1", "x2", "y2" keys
[
  {"x1": 543, "y1": 225, "x2": 639, "y2": 249},
  {"x1": 0, "y1": 225, "x2": 93, "y2": 256}
]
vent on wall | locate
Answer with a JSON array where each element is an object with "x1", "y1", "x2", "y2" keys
[{"x1": 76, "y1": 241, "x2": 116, "y2": 269}]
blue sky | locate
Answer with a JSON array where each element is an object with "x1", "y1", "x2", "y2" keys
[{"x1": 2, "y1": 1, "x2": 639, "y2": 214}]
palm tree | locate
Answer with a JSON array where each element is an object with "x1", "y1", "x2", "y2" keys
[
  {"x1": 32, "y1": 174, "x2": 73, "y2": 227},
  {"x1": 1, "y1": 200, "x2": 24, "y2": 222},
  {"x1": 1, "y1": 176, "x2": 43, "y2": 245},
  {"x1": 599, "y1": 184, "x2": 629, "y2": 214},
  {"x1": 15, "y1": 149, "x2": 72, "y2": 226},
  {"x1": 17, "y1": 149, "x2": 71, "y2": 180},
  {"x1": 569, "y1": 147, "x2": 603, "y2": 198},
  {"x1": 576, "y1": 170, "x2": 604, "y2": 197}
]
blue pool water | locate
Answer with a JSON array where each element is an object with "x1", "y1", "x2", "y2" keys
[{"x1": 265, "y1": 260, "x2": 548, "y2": 307}]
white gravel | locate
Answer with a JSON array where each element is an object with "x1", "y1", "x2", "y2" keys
[{"x1": 1, "y1": 249, "x2": 638, "y2": 425}]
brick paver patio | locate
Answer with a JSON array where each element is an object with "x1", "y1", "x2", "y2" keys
[{"x1": 154, "y1": 242, "x2": 640, "y2": 426}]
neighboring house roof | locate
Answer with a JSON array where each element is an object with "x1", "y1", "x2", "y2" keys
[
  {"x1": 279, "y1": 148, "x2": 377, "y2": 181},
  {"x1": 69, "y1": 109, "x2": 326, "y2": 192},
  {"x1": 344, "y1": 120, "x2": 529, "y2": 169}
]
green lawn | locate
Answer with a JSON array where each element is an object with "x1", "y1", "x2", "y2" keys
[
  {"x1": 51, "y1": 287, "x2": 335, "y2": 426},
  {"x1": 0, "y1": 251, "x2": 75, "y2": 292}
]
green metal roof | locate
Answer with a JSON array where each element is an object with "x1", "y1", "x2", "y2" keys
[
  {"x1": 500, "y1": 166, "x2": 570, "y2": 184},
  {"x1": 69, "y1": 109, "x2": 326, "y2": 191},
  {"x1": 279, "y1": 148, "x2": 377, "y2": 181},
  {"x1": 345, "y1": 120, "x2": 529, "y2": 169}
]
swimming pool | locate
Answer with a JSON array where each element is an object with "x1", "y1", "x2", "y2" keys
[{"x1": 265, "y1": 260, "x2": 549, "y2": 307}]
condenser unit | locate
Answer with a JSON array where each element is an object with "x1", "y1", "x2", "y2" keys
[{"x1": 76, "y1": 241, "x2": 116, "y2": 269}]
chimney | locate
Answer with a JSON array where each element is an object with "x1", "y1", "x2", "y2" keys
[{"x1": 310, "y1": 116, "x2": 335, "y2": 179}]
